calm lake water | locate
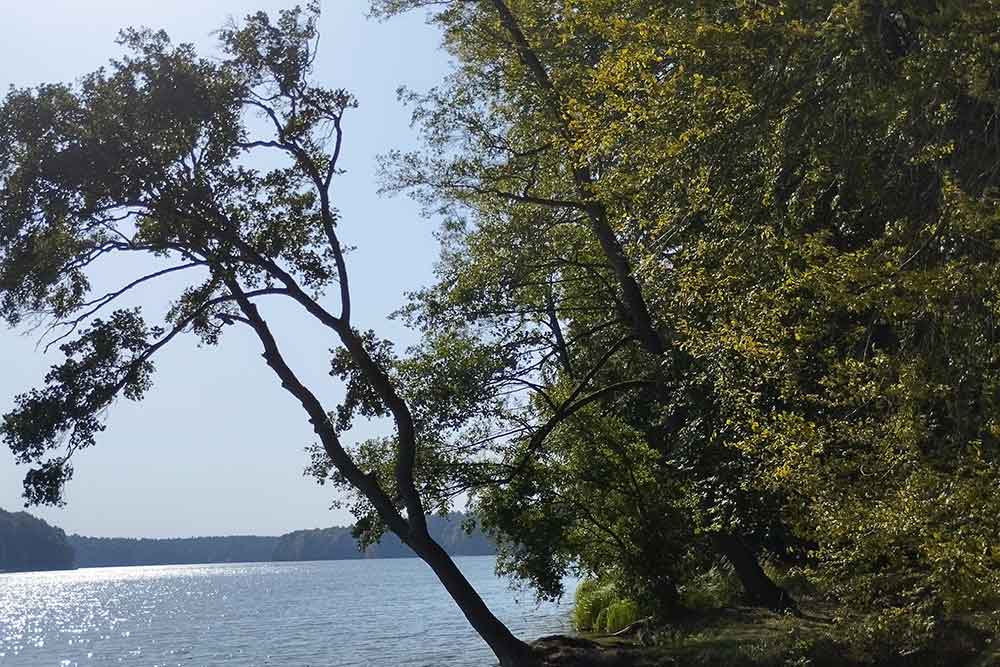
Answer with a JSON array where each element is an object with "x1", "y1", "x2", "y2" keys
[{"x1": 0, "y1": 557, "x2": 575, "y2": 666}]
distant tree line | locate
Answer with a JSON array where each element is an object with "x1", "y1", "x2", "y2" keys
[
  {"x1": 68, "y1": 534, "x2": 280, "y2": 568},
  {"x1": 273, "y1": 512, "x2": 494, "y2": 561},
  {"x1": 0, "y1": 508, "x2": 74, "y2": 572},
  {"x1": 3, "y1": 510, "x2": 493, "y2": 570}
]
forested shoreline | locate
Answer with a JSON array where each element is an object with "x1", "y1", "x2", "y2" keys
[
  {"x1": 2, "y1": 510, "x2": 493, "y2": 570},
  {"x1": 272, "y1": 512, "x2": 494, "y2": 561},
  {"x1": 0, "y1": 508, "x2": 74, "y2": 572},
  {"x1": 68, "y1": 534, "x2": 281, "y2": 568}
]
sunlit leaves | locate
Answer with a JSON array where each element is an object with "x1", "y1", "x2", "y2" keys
[{"x1": 378, "y1": 0, "x2": 1000, "y2": 628}]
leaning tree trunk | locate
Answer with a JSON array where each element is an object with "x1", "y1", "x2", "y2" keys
[
  {"x1": 711, "y1": 534, "x2": 796, "y2": 612},
  {"x1": 407, "y1": 530, "x2": 540, "y2": 667},
  {"x1": 229, "y1": 287, "x2": 537, "y2": 666}
]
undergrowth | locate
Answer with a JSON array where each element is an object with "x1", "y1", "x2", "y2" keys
[{"x1": 573, "y1": 577, "x2": 644, "y2": 633}]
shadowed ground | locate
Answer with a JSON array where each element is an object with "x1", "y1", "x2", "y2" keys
[{"x1": 532, "y1": 604, "x2": 996, "y2": 667}]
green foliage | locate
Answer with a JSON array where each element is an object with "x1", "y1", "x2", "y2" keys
[
  {"x1": 47, "y1": 512, "x2": 489, "y2": 569},
  {"x1": 679, "y1": 566, "x2": 743, "y2": 612},
  {"x1": 573, "y1": 578, "x2": 616, "y2": 631},
  {"x1": 0, "y1": 3, "x2": 362, "y2": 506},
  {"x1": 378, "y1": 0, "x2": 1000, "y2": 654},
  {"x1": 603, "y1": 599, "x2": 642, "y2": 634},
  {"x1": 2, "y1": 310, "x2": 159, "y2": 505},
  {"x1": 573, "y1": 577, "x2": 644, "y2": 633},
  {"x1": 761, "y1": 562, "x2": 817, "y2": 600},
  {"x1": 5, "y1": 0, "x2": 1000, "y2": 659}
]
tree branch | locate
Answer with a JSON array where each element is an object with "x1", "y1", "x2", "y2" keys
[{"x1": 222, "y1": 276, "x2": 408, "y2": 535}]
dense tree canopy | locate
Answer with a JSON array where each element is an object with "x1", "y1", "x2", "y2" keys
[{"x1": 373, "y1": 0, "x2": 1000, "y2": 653}]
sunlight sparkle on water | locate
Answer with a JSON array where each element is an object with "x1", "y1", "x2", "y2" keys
[{"x1": 1, "y1": 558, "x2": 574, "y2": 666}]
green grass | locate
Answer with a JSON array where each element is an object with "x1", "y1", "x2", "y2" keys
[
  {"x1": 573, "y1": 577, "x2": 645, "y2": 633},
  {"x1": 604, "y1": 599, "x2": 642, "y2": 633},
  {"x1": 678, "y1": 565, "x2": 743, "y2": 611}
]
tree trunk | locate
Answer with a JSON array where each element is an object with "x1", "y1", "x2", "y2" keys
[
  {"x1": 408, "y1": 530, "x2": 539, "y2": 667},
  {"x1": 711, "y1": 534, "x2": 796, "y2": 612},
  {"x1": 229, "y1": 286, "x2": 536, "y2": 665}
]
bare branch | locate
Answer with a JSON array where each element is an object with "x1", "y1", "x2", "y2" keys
[
  {"x1": 222, "y1": 276, "x2": 408, "y2": 535},
  {"x1": 40, "y1": 262, "x2": 208, "y2": 352}
]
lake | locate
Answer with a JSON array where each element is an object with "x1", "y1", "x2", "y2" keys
[{"x1": 0, "y1": 557, "x2": 576, "y2": 666}]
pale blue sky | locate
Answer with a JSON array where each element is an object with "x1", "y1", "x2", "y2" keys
[{"x1": 0, "y1": 1, "x2": 449, "y2": 537}]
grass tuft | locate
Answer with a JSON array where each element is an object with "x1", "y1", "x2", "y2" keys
[
  {"x1": 572, "y1": 577, "x2": 644, "y2": 632},
  {"x1": 679, "y1": 565, "x2": 743, "y2": 611}
]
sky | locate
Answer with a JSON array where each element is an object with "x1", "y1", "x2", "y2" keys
[{"x1": 0, "y1": 0, "x2": 452, "y2": 538}]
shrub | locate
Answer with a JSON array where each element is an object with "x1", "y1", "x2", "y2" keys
[
  {"x1": 573, "y1": 578, "x2": 618, "y2": 630},
  {"x1": 679, "y1": 565, "x2": 743, "y2": 611},
  {"x1": 572, "y1": 577, "x2": 644, "y2": 632},
  {"x1": 603, "y1": 599, "x2": 642, "y2": 633},
  {"x1": 594, "y1": 607, "x2": 609, "y2": 632}
]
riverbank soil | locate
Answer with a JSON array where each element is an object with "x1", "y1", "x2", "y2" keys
[{"x1": 532, "y1": 605, "x2": 998, "y2": 666}]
